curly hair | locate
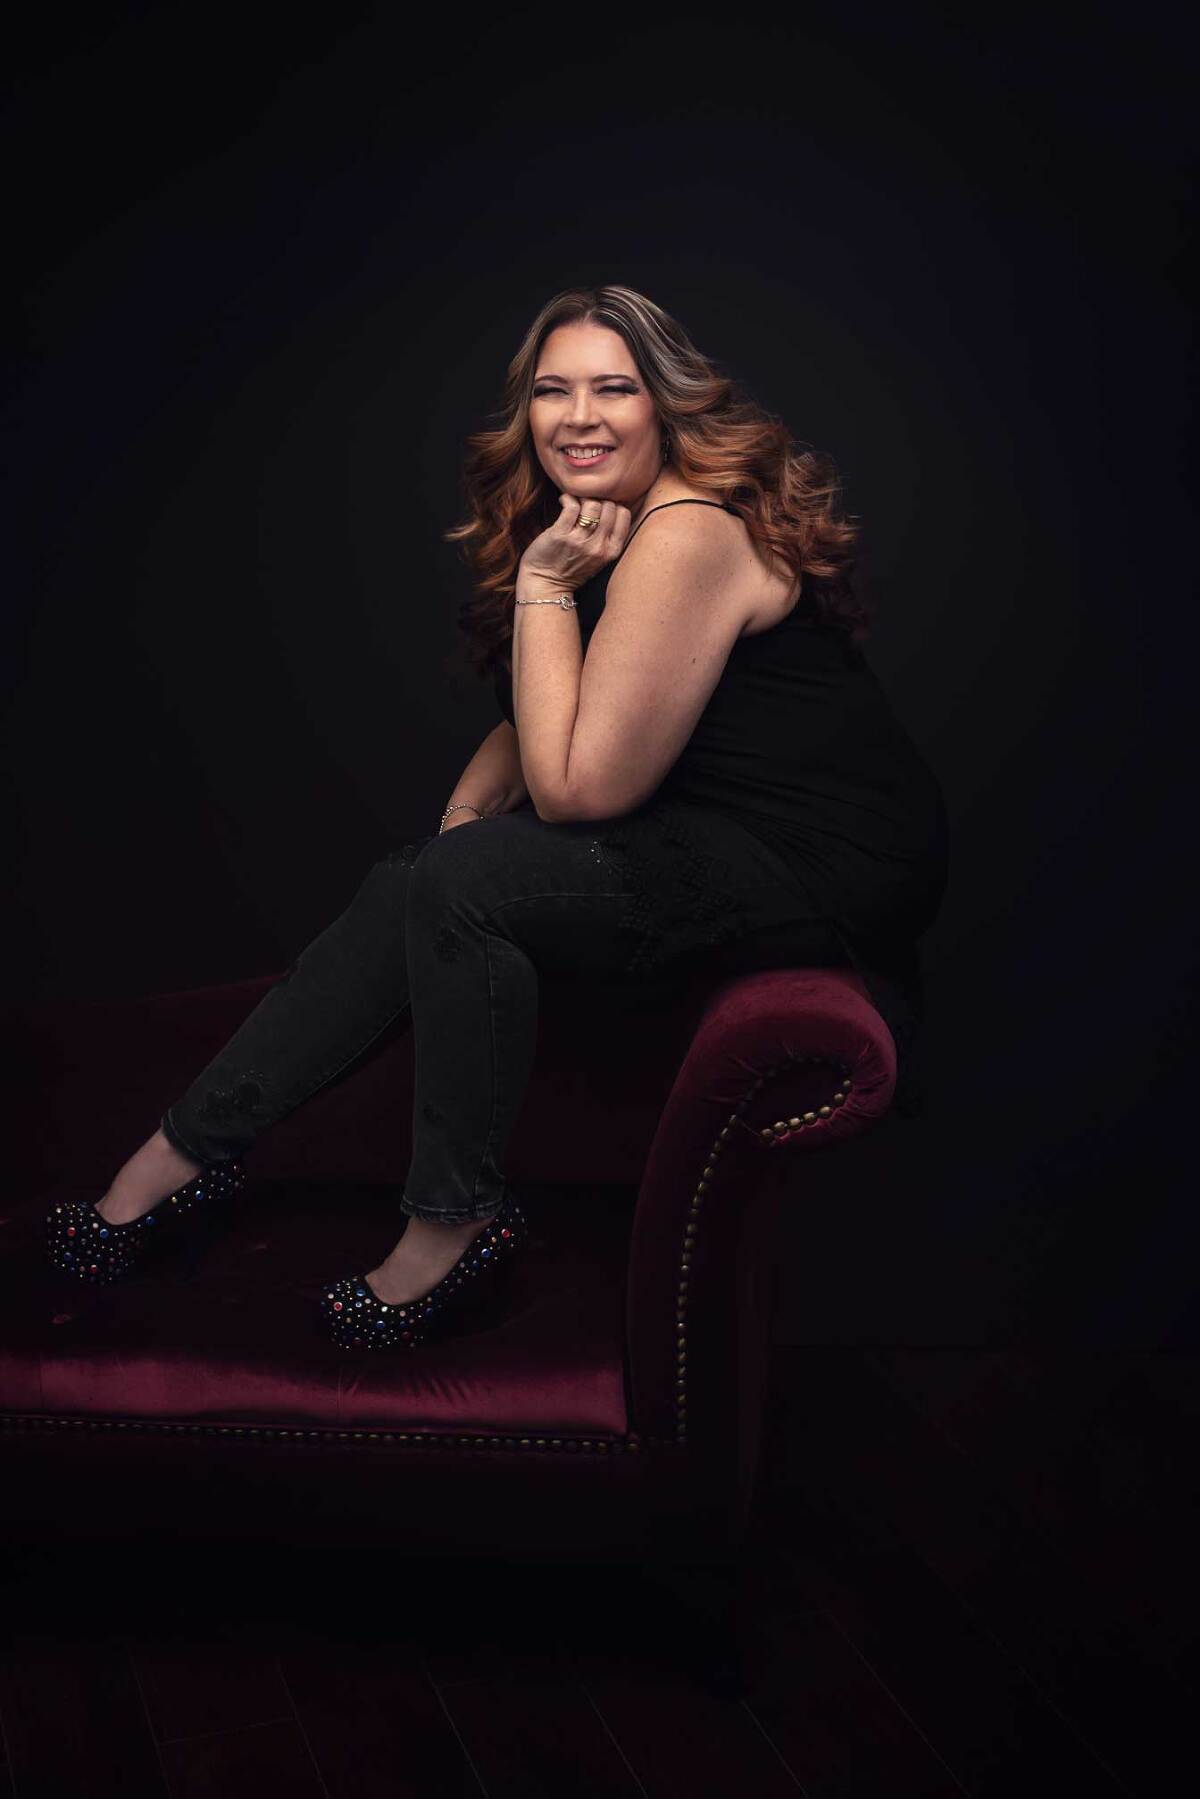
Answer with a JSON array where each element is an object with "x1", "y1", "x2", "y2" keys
[{"x1": 443, "y1": 283, "x2": 870, "y2": 688}]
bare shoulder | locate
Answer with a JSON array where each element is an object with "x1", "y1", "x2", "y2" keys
[
  {"x1": 610, "y1": 487, "x2": 795, "y2": 635},
  {"x1": 611, "y1": 490, "x2": 742, "y2": 589}
]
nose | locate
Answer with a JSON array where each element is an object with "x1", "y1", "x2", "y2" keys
[{"x1": 565, "y1": 387, "x2": 602, "y2": 428}]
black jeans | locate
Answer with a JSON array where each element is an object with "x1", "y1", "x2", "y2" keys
[{"x1": 160, "y1": 797, "x2": 851, "y2": 1224}]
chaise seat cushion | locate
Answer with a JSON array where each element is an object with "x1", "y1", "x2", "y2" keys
[{"x1": 2, "y1": 1176, "x2": 633, "y2": 1438}]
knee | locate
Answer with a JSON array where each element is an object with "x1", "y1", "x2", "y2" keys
[
  {"x1": 379, "y1": 832, "x2": 440, "y2": 874},
  {"x1": 316, "y1": 834, "x2": 435, "y2": 937},
  {"x1": 403, "y1": 816, "x2": 508, "y2": 923},
  {"x1": 405, "y1": 817, "x2": 491, "y2": 882},
  {"x1": 354, "y1": 831, "x2": 439, "y2": 897}
]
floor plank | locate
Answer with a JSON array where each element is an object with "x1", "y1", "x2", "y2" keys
[
  {"x1": 740, "y1": 1601, "x2": 964, "y2": 1799},
  {"x1": 545, "y1": 1559, "x2": 802, "y2": 1799},
  {"x1": 437, "y1": 1663, "x2": 644, "y2": 1799},
  {"x1": 770, "y1": 1528, "x2": 1128, "y2": 1797},
  {"x1": 764, "y1": 1348, "x2": 1183, "y2": 1795},
  {"x1": 279, "y1": 1624, "x2": 483, "y2": 1799},
  {"x1": 867, "y1": 1347, "x2": 1200, "y2": 1684},
  {"x1": 0, "y1": 1634, "x2": 168, "y2": 1798},
  {"x1": 129, "y1": 1630, "x2": 295, "y2": 1743},
  {"x1": 158, "y1": 1718, "x2": 327, "y2": 1799}
]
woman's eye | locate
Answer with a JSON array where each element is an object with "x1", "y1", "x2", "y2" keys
[{"x1": 534, "y1": 386, "x2": 634, "y2": 396}]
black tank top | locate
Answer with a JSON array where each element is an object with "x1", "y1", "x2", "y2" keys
[{"x1": 493, "y1": 500, "x2": 947, "y2": 941}]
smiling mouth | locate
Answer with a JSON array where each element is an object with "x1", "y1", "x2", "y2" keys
[{"x1": 559, "y1": 446, "x2": 615, "y2": 462}]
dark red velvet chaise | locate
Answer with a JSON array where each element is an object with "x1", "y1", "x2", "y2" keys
[{"x1": 2, "y1": 961, "x2": 901, "y2": 1687}]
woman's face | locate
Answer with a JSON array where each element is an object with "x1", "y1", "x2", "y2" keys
[{"x1": 528, "y1": 320, "x2": 666, "y2": 509}]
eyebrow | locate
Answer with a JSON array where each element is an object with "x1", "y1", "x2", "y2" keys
[{"x1": 532, "y1": 372, "x2": 638, "y2": 383}]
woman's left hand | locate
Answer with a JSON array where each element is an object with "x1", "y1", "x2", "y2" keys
[{"x1": 519, "y1": 492, "x2": 632, "y2": 591}]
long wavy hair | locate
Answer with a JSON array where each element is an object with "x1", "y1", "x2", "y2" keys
[{"x1": 444, "y1": 284, "x2": 870, "y2": 688}]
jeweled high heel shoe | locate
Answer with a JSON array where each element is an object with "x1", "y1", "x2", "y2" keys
[
  {"x1": 45, "y1": 1161, "x2": 246, "y2": 1285},
  {"x1": 318, "y1": 1190, "x2": 529, "y2": 1351}
]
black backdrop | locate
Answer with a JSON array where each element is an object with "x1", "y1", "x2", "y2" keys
[{"x1": 7, "y1": 2, "x2": 1194, "y2": 1344}]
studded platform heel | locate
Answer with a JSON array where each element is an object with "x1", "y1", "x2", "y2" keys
[
  {"x1": 46, "y1": 1161, "x2": 246, "y2": 1285},
  {"x1": 318, "y1": 1189, "x2": 529, "y2": 1352}
]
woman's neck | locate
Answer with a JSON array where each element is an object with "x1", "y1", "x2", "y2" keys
[{"x1": 627, "y1": 471, "x2": 715, "y2": 534}]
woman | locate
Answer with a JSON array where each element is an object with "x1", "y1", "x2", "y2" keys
[{"x1": 46, "y1": 283, "x2": 949, "y2": 1352}]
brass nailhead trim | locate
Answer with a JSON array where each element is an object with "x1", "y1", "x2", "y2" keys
[
  {"x1": 0, "y1": 1413, "x2": 665, "y2": 1451},
  {"x1": 674, "y1": 1055, "x2": 851, "y2": 1442},
  {"x1": 759, "y1": 1074, "x2": 852, "y2": 1142}
]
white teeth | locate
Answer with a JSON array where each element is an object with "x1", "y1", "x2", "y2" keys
[{"x1": 562, "y1": 447, "x2": 610, "y2": 458}]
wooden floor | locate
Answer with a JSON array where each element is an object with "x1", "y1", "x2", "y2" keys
[{"x1": 1, "y1": 1347, "x2": 1194, "y2": 1798}]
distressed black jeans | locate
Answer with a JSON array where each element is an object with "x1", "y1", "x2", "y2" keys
[{"x1": 160, "y1": 797, "x2": 851, "y2": 1223}]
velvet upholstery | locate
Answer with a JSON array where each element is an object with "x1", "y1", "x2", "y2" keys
[{"x1": 2, "y1": 962, "x2": 897, "y2": 1562}]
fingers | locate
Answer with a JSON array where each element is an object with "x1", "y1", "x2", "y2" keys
[
  {"x1": 556, "y1": 494, "x2": 632, "y2": 560},
  {"x1": 578, "y1": 501, "x2": 612, "y2": 548},
  {"x1": 557, "y1": 493, "x2": 631, "y2": 527},
  {"x1": 571, "y1": 498, "x2": 622, "y2": 530},
  {"x1": 594, "y1": 501, "x2": 631, "y2": 550}
]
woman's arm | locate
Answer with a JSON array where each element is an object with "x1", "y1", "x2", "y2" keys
[{"x1": 441, "y1": 720, "x2": 528, "y2": 830}]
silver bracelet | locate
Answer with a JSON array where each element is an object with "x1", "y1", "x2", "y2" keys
[{"x1": 440, "y1": 802, "x2": 488, "y2": 832}]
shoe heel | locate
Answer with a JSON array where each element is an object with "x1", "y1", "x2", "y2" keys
[
  {"x1": 172, "y1": 1202, "x2": 223, "y2": 1281},
  {"x1": 46, "y1": 1160, "x2": 246, "y2": 1285},
  {"x1": 443, "y1": 1246, "x2": 517, "y2": 1331},
  {"x1": 319, "y1": 1191, "x2": 528, "y2": 1352}
]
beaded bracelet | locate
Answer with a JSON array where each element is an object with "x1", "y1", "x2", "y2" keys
[
  {"x1": 440, "y1": 801, "x2": 488, "y2": 831},
  {"x1": 515, "y1": 593, "x2": 577, "y2": 610}
]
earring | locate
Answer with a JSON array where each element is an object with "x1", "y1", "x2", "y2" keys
[{"x1": 661, "y1": 434, "x2": 671, "y2": 462}]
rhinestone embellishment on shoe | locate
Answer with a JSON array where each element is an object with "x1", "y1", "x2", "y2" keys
[
  {"x1": 319, "y1": 1194, "x2": 528, "y2": 1353},
  {"x1": 45, "y1": 1162, "x2": 246, "y2": 1284}
]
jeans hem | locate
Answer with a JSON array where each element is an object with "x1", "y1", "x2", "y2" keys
[
  {"x1": 160, "y1": 1107, "x2": 219, "y2": 1167},
  {"x1": 399, "y1": 1193, "x2": 504, "y2": 1225}
]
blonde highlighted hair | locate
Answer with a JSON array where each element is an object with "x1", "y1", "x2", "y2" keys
[{"x1": 444, "y1": 283, "x2": 869, "y2": 685}]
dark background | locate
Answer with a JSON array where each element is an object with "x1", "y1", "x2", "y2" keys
[{"x1": 7, "y1": 2, "x2": 1194, "y2": 1344}]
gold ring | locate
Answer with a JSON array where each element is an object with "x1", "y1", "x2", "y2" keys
[{"x1": 578, "y1": 515, "x2": 600, "y2": 531}]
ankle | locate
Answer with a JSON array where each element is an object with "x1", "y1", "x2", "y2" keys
[
  {"x1": 149, "y1": 1125, "x2": 203, "y2": 1171},
  {"x1": 98, "y1": 1131, "x2": 205, "y2": 1225},
  {"x1": 410, "y1": 1210, "x2": 497, "y2": 1232},
  {"x1": 402, "y1": 1212, "x2": 496, "y2": 1250}
]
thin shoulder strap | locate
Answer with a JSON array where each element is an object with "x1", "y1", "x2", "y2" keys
[{"x1": 622, "y1": 498, "x2": 737, "y2": 555}]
